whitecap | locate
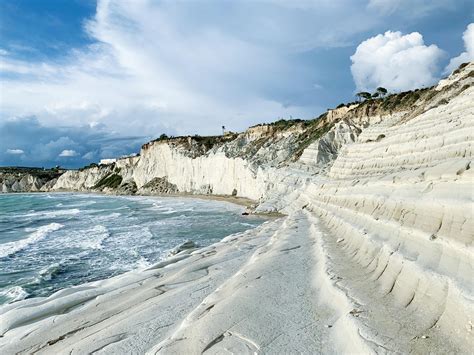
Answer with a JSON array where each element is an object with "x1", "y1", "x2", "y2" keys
[
  {"x1": 0, "y1": 223, "x2": 64, "y2": 258},
  {"x1": 238, "y1": 222, "x2": 258, "y2": 227},
  {"x1": 39, "y1": 262, "x2": 62, "y2": 281},
  {"x1": 18, "y1": 209, "x2": 81, "y2": 219},
  {"x1": 92, "y1": 212, "x2": 122, "y2": 221},
  {"x1": 0, "y1": 286, "x2": 29, "y2": 303},
  {"x1": 136, "y1": 256, "x2": 152, "y2": 269},
  {"x1": 159, "y1": 209, "x2": 177, "y2": 214},
  {"x1": 64, "y1": 200, "x2": 97, "y2": 208},
  {"x1": 78, "y1": 225, "x2": 110, "y2": 250}
]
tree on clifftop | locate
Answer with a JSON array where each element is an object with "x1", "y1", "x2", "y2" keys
[
  {"x1": 376, "y1": 87, "x2": 388, "y2": 97},
  {"x1": 356, "y1": 91, "x2": 372, "y2": 101}
]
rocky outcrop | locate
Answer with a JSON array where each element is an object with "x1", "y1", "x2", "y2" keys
[
  {"x1": 326, "y1": 104, "x2": 358, "y2": 122},
  {"x1": 0, "y1": 168, "x2": 64, "y2": 193},
  {"x1": 53, "y1": 165, "x2": 115, "y2": 192},
  {"x1": 137, "y1": 176, "x2": 178, "y2": 195},
  {"x1": 115, "y1": 180, "x2": 138, "y2": 195},
  {"x1": 298, "y1": 119, "x2": 361, "y2": 169}
]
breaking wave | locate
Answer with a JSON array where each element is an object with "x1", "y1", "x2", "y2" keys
[
  {"x1": 0, "y1": 223, "x2": 64, "y2": 258},
  {"x1": 0, "y1": 286, "x2": 29, "y2": 303},
  {"x1": 0, "y1": 193, "x2": 264, "y2": 303},
  {"x1": 18, "y1": 209, "x2": 81, "y2": 219}
]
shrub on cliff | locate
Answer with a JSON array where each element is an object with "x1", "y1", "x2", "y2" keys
[
  {"x1": 79, "y1": 163, "x2": 98, "y2": 171},
  {"x1": 93, "y1": 173, "x2": 123, "y2": 189}
]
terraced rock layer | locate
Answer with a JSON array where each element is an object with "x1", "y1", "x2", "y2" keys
[{"x1": 0, "y1": 63, "x2": 473, "y2": 353}]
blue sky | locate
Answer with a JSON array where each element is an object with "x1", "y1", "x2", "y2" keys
[{"x1": 0, "y1": 0, "x2": 473, "y2": 168}]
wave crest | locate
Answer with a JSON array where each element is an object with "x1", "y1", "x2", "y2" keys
[
  {"x1": 0, "y1": 223, "x2": 64, "y2": 258},
  {"x1": 0, "y1": 286, "x2": 29, "y2": 303}
]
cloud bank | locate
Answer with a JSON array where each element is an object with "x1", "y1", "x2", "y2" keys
[
  {"x1": 4, "y1": 0, "x2": 447, "y2": 136},
  {"x1": 3, "y1": 0, "x2": 375, "y2": 140},
  {"x1": 350, "y1": 31, "x2": 445, "y2": 92},
  {"x1": 0, "y1": 116, "x2": 146, "y2": 168}
]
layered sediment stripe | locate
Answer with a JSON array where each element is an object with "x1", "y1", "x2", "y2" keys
[
  {"x1": 303, "y1": 204, "x2": 472, "y2": 353},
  {"x1": 330, "y1": 89, "x2": 474, "y2": 180},
  {"x1": 0, "y1": 63, "x2": 472, "y2": 353}
]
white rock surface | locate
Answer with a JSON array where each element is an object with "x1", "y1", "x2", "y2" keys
[
  {"x1": 1, "y1": 63, "x2": 473, "y2": 354},
  {"x1": 298, "y1": 119, "x2": 360, "y2": 167}
]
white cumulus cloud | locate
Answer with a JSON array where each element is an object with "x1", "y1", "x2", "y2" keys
[
  {"x1": 350, "y1": 30, "x2": 445, "y2": 92},
  {"x1": 59, "y1": 149, "x2": 78, "y2": 157},
  {"x1": 6, "y1": 149, "x2": 24, "y2": 155},
  {"x1": 444, "y1": 23, "x2": 474, "y2": 74}
]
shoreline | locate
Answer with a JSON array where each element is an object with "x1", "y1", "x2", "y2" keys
[
  {"x1": 2, "y1": 190, "x2": 286, "y2": 217},
  {"x1": 0, "y1": 192, "x2": 277, "y2": 307},
  {"x1": 158, "y1": 192, "x2": 255, "y2": 208},
  {"x1": 0, "y1": 218, "x2": 288, "y2": 353},
  {"x1": 151, "y1": 193, "x2": 286, "y2": 217}
]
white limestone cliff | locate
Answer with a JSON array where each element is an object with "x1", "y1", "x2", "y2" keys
[
  {"x1": 1, "y1": 62, "x2": 473, "y2": 354},
  {"x1": 0, "y1": 169, "x2": 61, "y2": 193}
]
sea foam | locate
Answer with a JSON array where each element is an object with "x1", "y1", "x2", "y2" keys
[
  {"x1": 19, "y1": 209, "x2": 81, "y2": 219},
  {"x1": 77, "y1": 225, "x2": 110, "y2": 250},
  {"x1": 0, "y1": 223, "x2": 64, "y2": 258},
  {"x1": 0, "y1": 286, "x2": 29, "y2": 303}
]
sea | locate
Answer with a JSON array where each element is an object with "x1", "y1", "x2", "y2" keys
[{"x1": 0, "y1": 193, "x2": 264, "y2": 305}]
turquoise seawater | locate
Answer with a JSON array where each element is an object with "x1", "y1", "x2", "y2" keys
[{"x1": 0, "y1": 193, "x2": 264, "y2": 304}]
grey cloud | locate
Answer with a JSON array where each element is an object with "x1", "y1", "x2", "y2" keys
[{"x1": 0, "y1": 116, "x2": 149, "y2": 168}]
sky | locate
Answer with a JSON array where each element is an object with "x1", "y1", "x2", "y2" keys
[{"x1": 0, "y1": 0, "x2": 473, "y2": 168}]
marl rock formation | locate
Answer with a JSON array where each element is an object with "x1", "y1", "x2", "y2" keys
[{"x1": 0, "y1": 62, "x2": 473, "y2": 354}]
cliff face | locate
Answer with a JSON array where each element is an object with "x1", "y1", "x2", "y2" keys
[
  {"x1": 5, "y1": 63, "x2": 470, "y2": 206},
  {"x1": 1, "y1": 64, "x2": 472, "y2": 354},
  {"x1": 255, "y1": 63, "x2": 472, "y2": 353},
  {"x1": 3, "y1": 63, "x2": 472, "y2": 206},
  {"x1": 0, "y1": 167, "x2": 63, "y2": 193},
  {"x1": 48, "y1": 115, "x2": 334, "y2": 199},
  {"x1": 42, "y1": 63, "x2": 472, "y2": 205}
]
